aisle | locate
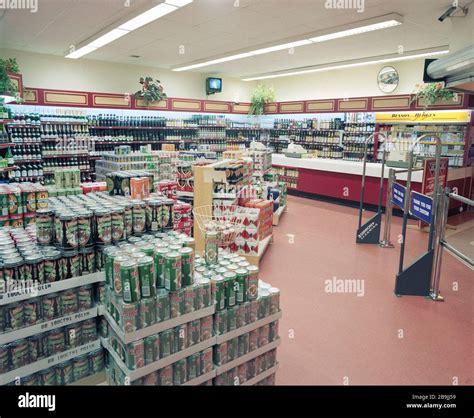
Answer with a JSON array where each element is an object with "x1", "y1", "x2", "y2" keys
[{"x1": 259, "y1": 196, "x2": 474, "y2": 385}]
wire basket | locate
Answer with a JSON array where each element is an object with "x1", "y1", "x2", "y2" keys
[{"x1": 193, "y1": 204, "x2": 246, "y2": 248}]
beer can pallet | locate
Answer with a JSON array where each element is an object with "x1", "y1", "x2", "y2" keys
[
  {"x1": 215, "y1": 310, "x2": 282, "y2": 344},
  {"x1": 215, "y1": 338, "x2": 281, "y2": 377},
  {"x1": 0, "y1": 306, "x2": 99, "y2": 344},
  {"x1": 101, "y1": 305, "x2": 215, "y2": 344},
  {"x1": 0, "y1": 271, "x2": 105, "y2": 306},
  {"x1": 101, "y1": 337, "x2": 215, "y2": 382},
  {"x1": 242, "y1": 363, "x2": 279, "y2": 386},
  {"x1": 0, "y1": 339, "x2": 101, "y2": 386}
]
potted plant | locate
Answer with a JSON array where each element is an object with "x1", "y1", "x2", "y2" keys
[
  {"x1": 134, "y1": 76, "x2": 167, "y2": 106},
  {"x1": 249, "y1": 84, "x2": 275, "y2": 116},
  {"x1": 0, "y1": 58, "x2": 20, "y2": 97},
  {"x1": 411, "y1": 82, "x2": 456, "y2": 109}
]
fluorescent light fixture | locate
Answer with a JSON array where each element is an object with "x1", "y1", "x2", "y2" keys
[
  {"x1": 65, "y1": 45, "x2": 98, "y2": 59},
  {"x1": 66, "y1": 0, "x2": 192, "y2": 59},
  {"x1": 89, "y1": 28, "x2": 129, "y2": 48},
  {"x1": 174, "y1": 53, "x2": 254, "y2": 71},
  {"x1": 251, "y1": 40, "x2": 313, "y2": 55},
  {"x1": 309, "y1": 20, "x2": 401, "y2": 42},
  {"x1": 118, "y1": 3, "x2": 177, "y2": 31},
  {"x1": 241, "y1": 48, "x2": 449, "y2": 81},
  {"x1": 173, "y1": 13, "x2": 403, "y2": 71}
]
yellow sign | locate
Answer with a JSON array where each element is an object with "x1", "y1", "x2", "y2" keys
[{"x1": 376, "y1": 111, "x2": 470, "y2": 124}]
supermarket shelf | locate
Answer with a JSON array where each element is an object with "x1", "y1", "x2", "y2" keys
[
  {"x1": 182, "y1": 369, "x2": 217, "y2": 386},
  {"x1": 68, "y1": 370, "x2": 106, "y2": 386},
  {"x1": 101, "y1": 305, "x2": 215, "y2": 344},
  {"x1": 0, "y1": 166, "x2": 16, "y2": 172},
  {"x1": 102, "y1": 337, "x2": 215, "y2": 381},
  {"x1": 90, "y1": 126, "x2": 199, "y2": 130},
  {"x1": 0, "y1": 143, "x2": 15, "y2": 149},
  {"x1": 13, "y1": 159, "x2": 42, "y2": 164},
  {"x1": 242, "y1": 364, "x2": 279, "y2": 386},
  {"x1": 6, "y1": 123, "x2": 41, "y2": 128},
  {"x1": 0, "y1": 119, "x2": 13, "y2": 124},
  {"x1": 0, "y1": 272, "x2": 105, "y2": 305},
  {"x1": 215, "y1": 338, "x2": 281, "y2": 376},
  {"x1": 0, "y1": 307, "x2": 98, "y2": 344},
  {"x1": 42, "y1": 121, "x2": 88, "y2": 125},
  {"x1": 272, "y1": 205, "x2": 286, "y2": 226},
  {"x1": 242, "y1": 234, "x2": 273, "y2": 267},
  {"x1": 43, "y1": 154, "x2": 89, "y2": 159},
  {"x1": 0, "y1": 340, "x2": 101, "y2": 385},
  {"x1": 216, "y1": 311, "x2": 283, "y2": 344}
]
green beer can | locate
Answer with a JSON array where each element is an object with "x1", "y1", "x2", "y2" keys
[
  {"x1": 121, "y1": 260, "x2": 141, "y2": 303},
  {"x1": 173, "y1": 359, "x2": 187, "y2": 385},
  {"x1": 156, "y1": 289, "x2": 170, "y2": 322},
  {"x1": 187, "y1": 353, "x2": 199, "y2": 381},
  {"x1": 153, "y1": 247, "x2": 168, "y2": 289},
  {"x1": 214, "y1": 310, "x2": 228, "y2": 335},
  {"x1": 160, "y1": 329, "x2": 173, "y2": 358},
  {"x1": 138, "y1": 256, "x2": 155, "y2": 298},
  {"x1": 103, "y1": 246, "x2": 119, "y2": 288},
  {"x1": 140, "y1": 297, "x2": 156, "y2": 328},
  {"x1": 188, "y1": 319, "x2": 201, "y2": 346},
  {"x1": 144, "y1": 334, "x2": 160, "y2": 365},
  {"x1": 235, "y1": 269, "x2": 248, "y2": 304},
  {"x1": 176, "y1": 324, "x2": 188, "y2": 351},
  {"x1": 223, "y1": 271, "x2": 237, "y2": 307},
  {"x1": 211, "y1": 276, "x2": 225, "y2": 311},
  {"x1": 227, "y1": 305, "x2": 238, "y2": 331},
  {"x1": 204, "y1": 231, "x2": 219, "y2": 265},
  {"x1": 164, "y1": 252, "x2": 182, "y2": 291},
  {"x1": 246, "y1": 265, "x2": 259, "y2": 301},
  {"x1": 179, "y1": 247, "x2": 194, "y2": 287}
]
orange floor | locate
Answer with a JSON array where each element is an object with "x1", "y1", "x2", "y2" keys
[{"x1": 259, "y1": 196, "x2": 473, "y2": 385}]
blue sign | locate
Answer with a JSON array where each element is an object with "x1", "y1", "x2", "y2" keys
[
  {"x1": 410, "y1": 192, "x2": 433, "y2": 224},
  {"x1": 391, "y1": 182, "x2": 406, "y2": 209}
]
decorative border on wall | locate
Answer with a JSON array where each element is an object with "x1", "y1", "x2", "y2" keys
[
  {"x1": 43, "y1": 90, "x2": 89, "y2": 106},
  {"x1": 415, "y1": 94, "x2": 464, "y2": 109},
  {"x1": 23, "y1": 88, "x2": 39, "y2": 104},
  {"x1": 15, "y1": 84, "x2": 473, "y2": 114},
  {"x1": 305, "y1": 100, "x2": 335, "y2": 112},
  {"x1": 92, "y1": 93, "x2": 132, "y2": 108},
  {"x1": 371, "y1": 95, "x2": 411, "y2": 110}
]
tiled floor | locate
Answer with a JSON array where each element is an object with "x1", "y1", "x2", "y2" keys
[{"x1": 259, "y1": 196, "x2": 473, "y2": 385}]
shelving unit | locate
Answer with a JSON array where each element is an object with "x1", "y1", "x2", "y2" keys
[
  {"x1": 0, "y1": 340, "x2": 101, "y2": 385},
  {"x1": 101, "y1": 305, "x2": 215, "y2": 344},
  {"x1": 0, "y1": 271, "x2": 105, "y2": 305},
  {"x1": 0, "y1": 307, "x2": 98, "y2": 344}
]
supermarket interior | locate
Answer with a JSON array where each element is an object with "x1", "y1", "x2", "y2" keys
[{"x1": 0, "y1": 0, "x2": 473, "y2": 398}]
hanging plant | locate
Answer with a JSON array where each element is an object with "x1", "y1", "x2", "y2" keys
[
  {"x1": 0, "y1": 58, "x2": 20, "y2": 97},
  {"x1": 249, "y1": 84, "x2": 275, "y2": 116},
  {"x1": 134, "y1": 76, "x2": 167, "y2": 106},
  {"x1": 411, "y1": 82, "x2": 456, "y2": 109}
]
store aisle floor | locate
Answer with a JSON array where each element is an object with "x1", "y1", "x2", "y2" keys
[{"x1": 260, "y1": 196, "x2": 474, "y2": 385}]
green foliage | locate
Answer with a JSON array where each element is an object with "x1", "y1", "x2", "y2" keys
[
  {"x1": 412, "y1": 82, "x2": 455, "y2": 109},
  {"x1": 249, "y1": 84, "x2": 275, "y2": 116},
  {"x1": 0, "y1": 58, "x2": 20, "y2": 95},
  {"x1": 134, "y1": 76, "x2": 167, "y2": 106}
]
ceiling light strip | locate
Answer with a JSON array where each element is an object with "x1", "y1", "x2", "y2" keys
[
  {"x1": 241, "y1": 48, "x2": 449, "y2": 81},
  {"x1": 66, "y1": 0, "x2": 193, "y2": 59},
  {"x1": 173, "y1": 13, "x2": 403, "y2": 71}
]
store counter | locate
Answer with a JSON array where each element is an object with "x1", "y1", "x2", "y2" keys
[{"x1": 272, "y1": 154, "x2": 472, "y2": 209}]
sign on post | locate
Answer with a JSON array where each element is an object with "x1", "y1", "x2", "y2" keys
[
  {"x1": 410, "y1": 192, "x2": 434, "y2": 225},
  {"x1": 391, "y1": 182, "x2": 406, "y2": 209}
]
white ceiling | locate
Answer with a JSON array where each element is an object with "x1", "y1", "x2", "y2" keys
[{"x1": 0, "y1": 0, "x2": 455, "y2": 78}]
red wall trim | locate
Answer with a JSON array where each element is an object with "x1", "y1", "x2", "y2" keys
[{"x1": 15, "y1": 85, "x2": 473, "y2": 114}]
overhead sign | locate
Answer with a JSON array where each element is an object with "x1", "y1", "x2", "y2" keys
[
  {"x1": 391, "y1": 182, "x2": 406, "y2": 209},
  {"x1": 410, "y1": 192, "x2": 434, "y2": 224},
  {"x1": 375, "y1": 111, "x2": 470, "y2": 124}
]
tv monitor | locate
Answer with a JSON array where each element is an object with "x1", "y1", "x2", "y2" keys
[{"x1": 206, "y1": 77, "x2": 222, "y2": 95}]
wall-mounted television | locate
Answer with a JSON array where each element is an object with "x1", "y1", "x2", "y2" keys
[{"x1": 206, "y1": 77, "x2": 222, "y2": 95}]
